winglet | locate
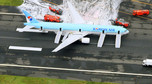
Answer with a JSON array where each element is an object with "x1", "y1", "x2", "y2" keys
[
  {"x1": 22, "y1": 10, "x2": 39, "y2": 23},
  {"x1": 52, "y1": 48, "x2": 59, "y2": 52}
]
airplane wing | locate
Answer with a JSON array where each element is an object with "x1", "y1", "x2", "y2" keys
[
  {"x1": 67, "y1": 1, "x2": 86, "y2": 24},
  {"x1": 52, "y1": 33, "x2": 88, "y2": 52}
]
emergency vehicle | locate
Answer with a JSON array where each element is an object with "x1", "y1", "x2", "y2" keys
[
  {"x1": 143, "y1": 59, "x2": 152, "y2": 66},
  {"x1": 49, "y1": 6, "x2": 63, "y2": 15},
  {"x1": 44, "y1": 14, "x2": 63, "y2": 22},
  {"x1": 112, "y1": 18, "x2": 129, "y2": 28},
  {"x1": 133, "y1": 10, "x2": 150, "y2": 16}
]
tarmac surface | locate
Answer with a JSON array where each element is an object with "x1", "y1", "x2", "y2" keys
[
  {"x1": 46, "y1": 0, "x2": 63, "y2": 5},
  {"x1": 0, "y1": 0, "x2": 152, "y2": 84},
  {"x1": 0, "y1": 6, "x2": 21, "y2": 13}
]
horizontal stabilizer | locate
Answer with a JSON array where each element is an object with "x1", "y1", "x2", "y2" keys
[
  {"x1": 115, "y1": 34, "x2": 121, "y2": 48},
  {"x1": 16, "y1": 28, "x2": 48, "y2": 33},
  {"x1": 97, "y1": 33, "x2": 106, "y2": 47},
  {"x1": 54, "y1": 31, "x2": 62, "y2": 44}
]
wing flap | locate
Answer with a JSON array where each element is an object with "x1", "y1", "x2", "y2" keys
[
  {"x1": 62, "y1": 32, "x2": 69, "y2": 42},
  {"x1": 115, "y1": 34, "x2": 121, "y2": 48},
  {"x1": 97, "y1": 33, "x2": 106, "y2": 47},
  {"x1": 54, "y1": 31, "x2": 62, "y2": 44}
]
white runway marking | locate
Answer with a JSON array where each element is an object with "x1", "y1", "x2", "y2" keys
[
  {"x1": 9, "y1": 46, "x2": 42, "y2": 51},
  {"x1": 0, "y1": 12, "x2": 24, "y2": 16},
  {"x1": 0, "y1": 64, "x2": 152, "y2": 77}
]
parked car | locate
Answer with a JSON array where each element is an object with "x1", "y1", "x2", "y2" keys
[
  {"x1": 49, "y1": 6, "x2": 63, "y2": 15},
  {"x1": 44, "y1": 14, "x2": 63, "y2": 22},
  {"x1": 133, "y1": 10, "x2": 150, "y2": 16}
]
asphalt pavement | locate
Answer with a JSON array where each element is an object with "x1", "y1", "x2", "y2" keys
[
  {"x1": 0, "y1": 6, "x2": 21, "y2": 13},
  {"x1": 0, "y1": 0, "x2": 152, "y2": 84}
]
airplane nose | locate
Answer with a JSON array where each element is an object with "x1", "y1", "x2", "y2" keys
[
  {"x1": 124, "y1": 29, "x2": 129, "y2": 34},
  {"x1": 127, "y1": 30, "x2": 129, "y2": 34},
  {"x1": 126, "y1": 30, "x2": 129, "y2": 34}
]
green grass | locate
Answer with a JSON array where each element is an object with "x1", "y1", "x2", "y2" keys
[
  {"x1": 0, "y1": 75, "x2": 118, "y2": 84},
  {"x1": 0, "y1": 0, "x2": 23, "y2": 6}
]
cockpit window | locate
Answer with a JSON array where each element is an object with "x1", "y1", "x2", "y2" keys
[{"x1": 125, "y1": 30, "x2": 128, "y2": 32}]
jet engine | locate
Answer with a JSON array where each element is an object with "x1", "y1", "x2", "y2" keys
[{"x1": 81, "y1": 38, "x2": 90, "y2": 44}]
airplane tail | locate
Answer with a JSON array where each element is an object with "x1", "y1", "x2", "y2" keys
[{"x1": 22, "y1": 10, "x2": 39, "y2": 23}]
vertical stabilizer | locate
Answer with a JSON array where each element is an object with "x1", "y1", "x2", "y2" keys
[{"x1": 22, "y1": 10, "x2": 39, "y2": 23}]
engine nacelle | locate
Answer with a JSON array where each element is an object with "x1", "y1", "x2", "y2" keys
[{"x1": 81, "y1": 38, "x2": 90, "y2": 44}]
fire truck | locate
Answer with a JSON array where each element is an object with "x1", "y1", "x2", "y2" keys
[
  {"x1": 49, "y1": 6, "x2": 63, "y2": 15},
  {"x1": 111, "y1": 18, "x2": 129, "y2": 28},
  {"x1": 44, "y1": 14, "x2": 63, "y2": 22},
  {"x1": 133, "y1": 10, "x2": 150, "y2": 16}
]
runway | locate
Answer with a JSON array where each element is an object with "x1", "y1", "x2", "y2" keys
[{"x1": 0, "y1": 0, "x2": 152, "y2": 84}]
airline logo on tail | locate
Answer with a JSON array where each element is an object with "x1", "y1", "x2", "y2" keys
[{"x1": 28, "y1": 16, "x2": 33, "y2": 21}]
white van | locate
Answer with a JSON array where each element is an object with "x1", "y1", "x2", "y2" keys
[{"x1": 143, "y1": 59, "x2": 152, "y2": 66}]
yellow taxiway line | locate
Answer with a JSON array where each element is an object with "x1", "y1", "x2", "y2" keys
[
  {"x1": 119, "y1": 11, "x2": 152, "y2": 21},
  {"x1": 43, "y1": 0, "x2": 152, "y2": 21},
  {"x1": 42, "y1": 0, "x2": 58, "y2": 6},
  {"x1": 132, "y1": 0, "x2": 152, "y2": 6}
]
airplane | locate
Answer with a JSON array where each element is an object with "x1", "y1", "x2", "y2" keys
[{"x1": 16, "y1": 2, "x2": 129, "y2": 52}]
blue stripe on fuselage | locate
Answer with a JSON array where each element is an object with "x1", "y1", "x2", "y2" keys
[{"x1": 24, "y1": 22, "x2": 127, "y2": 33}]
